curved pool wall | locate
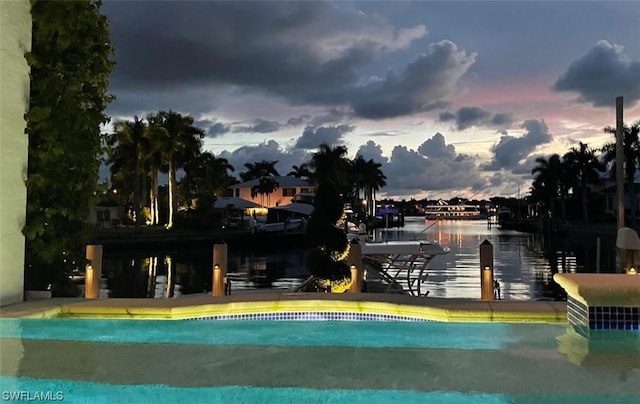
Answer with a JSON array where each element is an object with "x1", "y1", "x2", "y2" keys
[
  {"x1": 2, "y1": 293, "x2": 568, "y2": 323},
  {"x1": 1, "y1": 319, "x2": 639, "y2": 403}
]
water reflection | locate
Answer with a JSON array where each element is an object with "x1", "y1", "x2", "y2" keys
[
  {"x1": 100, "y1": 217, "x2": 613, "y2": 300},
  {"x1": 102, "y1": 247, "x2": 307, "y2": 298}
]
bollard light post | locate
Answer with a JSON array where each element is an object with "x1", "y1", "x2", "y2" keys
[
  {"x1": 347, "y1": 240, "x2": 363, "y2": 293},
  {"x1": 479, "y1": 239, "x2": 494, "y2": 301},
  {"x1": 212, "y1": 243, "x2": 228, "y2": 296},
  {"x1": 85, "y1": 244, "x2": 103, "y2": 299},
  {"x1": 212, "y1": 264, "x2": 224, "y2": 297}
]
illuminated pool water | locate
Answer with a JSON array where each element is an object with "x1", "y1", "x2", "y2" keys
[{"x1": 1, "y1": 319, "x2": 638, "y2": 403}]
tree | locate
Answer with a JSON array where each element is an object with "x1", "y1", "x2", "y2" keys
[
  {"x1": 305, "y1": 181, "x2": 352, "y2": 292},
  {"x1": 251, "y1": 177, "x2": 280, "y2": 206},
  {"x1": 177, "y1": 152, "x2": 235, "y2": 228},
  {"x1": 601, "y1": 120, "x2": 640, "y2": 227},
  {"x1": 309, "y1": 144, "x2": 352, "y2": 196},
  {"x1": 287, "y1": 163, "x2": 311, "y2": 179},
  {"x1": 179, "y1": 152, "x2": 235, "y2": 206},
  {"x1": 147, "y1": 111, "x2": 204, "y2": 228},
  {"x1": 140, "y1": 123, "x2": 167, "y2": 225},
  {"x1": 240, "y1": 160, "x2": 280, "y2": 206},
  {"x1": 531, "y1": 154, "x2": 565, "y2": 221},
  {"x1": 240, "y1": 160, "x2": 280, "y2": 181},
  {"x1": 352, "y1": 156, "x2": 387, "y2": 218},
  {"x1": 106, "y1": 117, "x2": 147, "y2": 228},
  {"x1": 563, "y1": 142, "x2": 603, "y2": 223},
  {"x1": 23, "y1": 0, "x2": 115, "y2": 292}
]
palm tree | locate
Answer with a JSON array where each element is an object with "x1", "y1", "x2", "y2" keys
[
  {"x1": 240, "y1": 160, "x2": 280, "y2": 181},
  {"x1": 309, "y1": 144, "x2": 351, "y2": 194},
  {"x1": 287, "y1": 163, "x2": 311, "y2": 179},
  {"x1": 251, "y1": 176, "x2": 280, "y2": 206},
  {"x1": 139, "y1": 123, "x2": 167, "y2": 225},
  {"x1": 361, "y1": 158, "x2": 387, "y2": 218},
  {"x1": 180, "y1": 152, "x2": 235, "y2": 205},
  {"x1": 106, "y1": 116, "x2": 147, "y2": 230},
  {"x1": 563, "y1": 142, "x2": 603, "y2": 223},
  {"x1": 351, "y1": 156, "x2": 367, "y2": 202},
  {"x1": 531, "y1": 154, "x2": 565, "y2": 222},
  {"x1": 601, "y1": 120, "x2": 640, "y2": 227},
  {"x1": 351, "y1": 156, "x2": 387, "y2": 218},
  {"x1": 147, "y1": 111, "x2": 204, "y2": 229}
]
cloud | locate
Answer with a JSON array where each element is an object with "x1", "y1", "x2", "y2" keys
[
  {"x1": 382, "y1": 144, "x2": 487, "y2": 197},
  {"x1": 195, "y1": 119, "x2": 230, "y2": 138},
  {"x1": 233, "y1": 118, "x2": 281, "y2": 133},
  {"x1": 217, "y1": 140, "x2": 310, "y2": 179},
  {"x1": 553, "y1": 40, "x2": 640, "y2": 107},
  {"x1": 286, "y1": 115, "x2": 310, "y2": 126},
  {"x1": 417, "y1": 132, "x2": 456, "y2": 159},
  {"x1": 356, "y1": 140, "x2": 389, "y2": 164},
  {"x1": 350, "y1": 40, "x2": 475, "y2": 119},
  {"x1": 207, "y1": 122, "x2": 231, "y2": 137},
  {"x1": 439, "y1": 106, "x2": 514, "y2": 130},
  {"x1": 294, "y1": 125, "x2": 355, "y2": 149},
  {"x1": 309, "y1": 108, "x2": 354, "y2": 126},
  {"x1": 354, "y1": 134, "x2": 487, "y2": 197},
  {"x1": 484, "y1": 119, "x2": 552, "y2": 172},
  {"x1": 103, "y1": 2, "x2": 435, "y2": 119}
]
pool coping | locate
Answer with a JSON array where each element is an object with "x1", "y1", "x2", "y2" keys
[{"x1": 0, "y1": 293, "x2": 567, "y2": 323}]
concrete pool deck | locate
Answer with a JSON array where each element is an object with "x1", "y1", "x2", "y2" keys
[{"x1": 0, "y1": 292, "x2": 567, "y2": 323}]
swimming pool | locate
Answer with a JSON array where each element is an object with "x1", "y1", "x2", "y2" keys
[{"x1": 1, "y1": 318, "x2": 638, "y2": 403}]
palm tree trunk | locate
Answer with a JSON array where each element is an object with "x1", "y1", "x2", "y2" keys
[
  {"x1": 559, "y1": 185, "x2": 567, "y2": 222},
  {"x1": 133, "y1": 143, "x2": 141, "y2": 232},
  {"x1": 581, "y1": 179, "x2": 589, "y2": 224},
  {"x1": 149, "y1": 171, "x2": 159, "y2": 225},
  {"x1": 167, "y1": 160, "x2": 175, "y2": 229},
  {"x1": 630, "y1": 178, "x2": 637, "y2": 229}
]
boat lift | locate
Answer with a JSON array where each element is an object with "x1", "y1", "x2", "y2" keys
[{"x1": 360, "y1": 240, "x2": 449, "y2": 297}]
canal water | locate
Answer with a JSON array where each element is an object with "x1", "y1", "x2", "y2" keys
[{"x1": 99, "y1": 217, "x2": 616, "y2": 300}]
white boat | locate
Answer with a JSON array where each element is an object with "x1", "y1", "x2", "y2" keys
[
  {"x1": 256, "y1": 202, "x2": 313, "y2": 233},
  {"x1": 424, "y1": 202, "x2": 486, "y2": 220}
]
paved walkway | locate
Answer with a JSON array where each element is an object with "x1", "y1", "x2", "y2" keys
[{"x1": 0, "y1": 293, "x2": 567, "y2": 323}]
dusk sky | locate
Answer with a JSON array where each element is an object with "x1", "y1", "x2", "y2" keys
[{"x1": 101, "y1": 1, "x2": 640, "y2": 200}]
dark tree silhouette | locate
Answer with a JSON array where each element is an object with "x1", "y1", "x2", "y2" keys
[{"x1": 305, "y1": 181, "x2": 352, "y2": 292}]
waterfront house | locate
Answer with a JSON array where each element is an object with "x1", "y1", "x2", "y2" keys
[
  {"x1": 598, "y1": 183, "x2": 640, "y2": 221},
  {"x1": 88, "y1": 200, "x2": 122, "y2": 228},
  {"x1": 229, "y1": 176, "x2": 316, "y2": 208}
]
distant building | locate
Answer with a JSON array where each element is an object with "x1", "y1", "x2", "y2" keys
[
  {"x1": 230, "y1": 176, "x2": 315, "y2": 208},
  {"x1": 599, "y1": 183, "x2": 640, "y2": 220},
  {"x1": 88, "y1": 201, "x2": 123, "y2": 228}
]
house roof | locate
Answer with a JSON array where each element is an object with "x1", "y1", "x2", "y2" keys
[
  {"x1": 271, "y1": 202, "x2": 314, "y2": 216},
  {"x1": 231, "y1": 176, "x2": 312, "y2": 188},
  {"x1": 600, "y1": 183, "x2": 640, "y2": 193},
  {"x1": 213, "y1": 196, "x2": 263, "y2": 209}
]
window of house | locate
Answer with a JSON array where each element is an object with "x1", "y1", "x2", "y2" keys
[
  {"x1": 97, "y1": 209, "x2": 110, "y2": 222},
  {"x1": 300, "y1": 188, "x2": 311, "y2": 194},
  {"x1": 282, "y1": 188, "x2": 297, "y2": 197},
  {"x1": 235, "y1": 188, "x2": 240, "y2": 197}
]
